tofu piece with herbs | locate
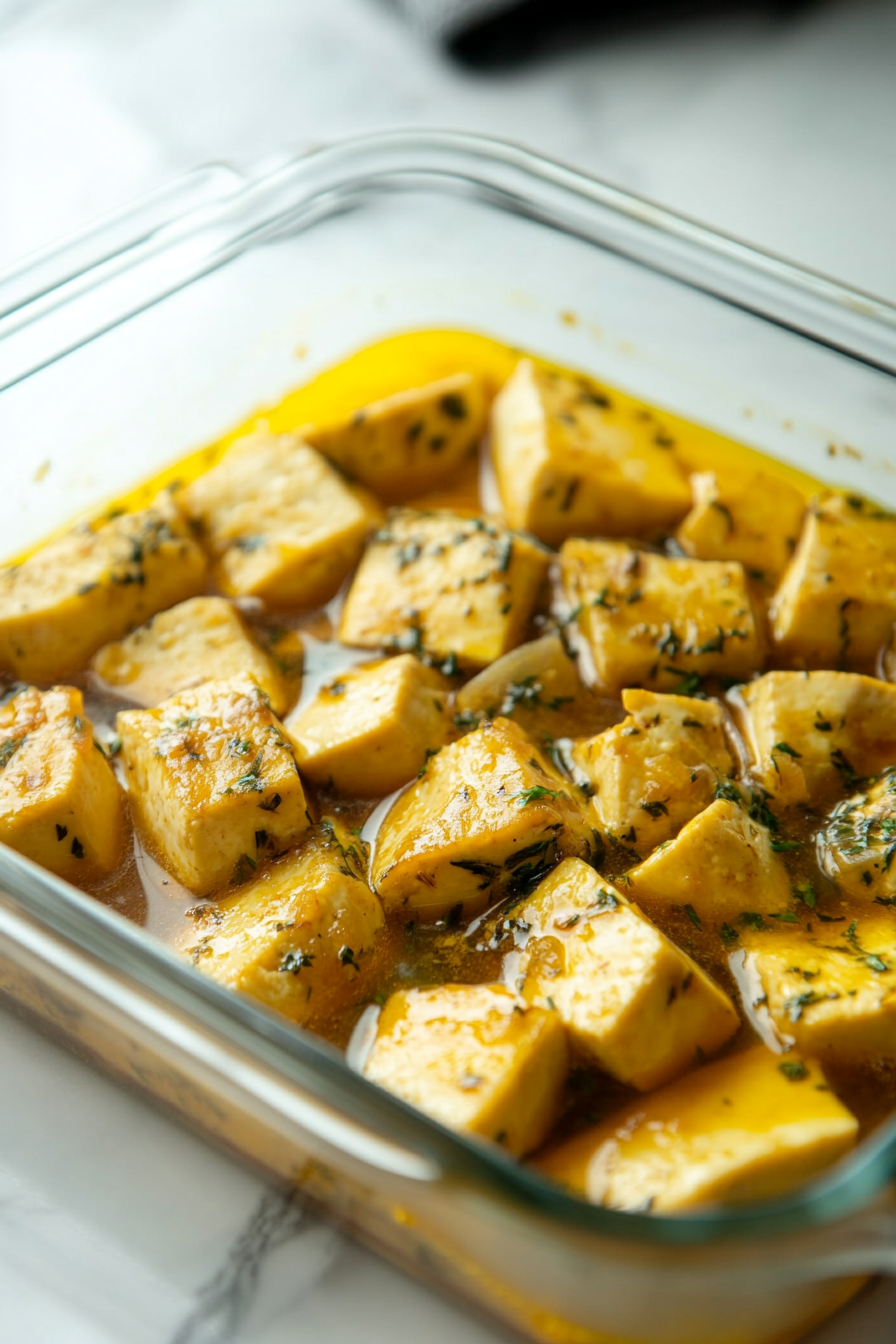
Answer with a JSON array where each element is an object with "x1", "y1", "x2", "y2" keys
[
  {"x1": 371, "y1": 717, "x2": 595, "y2": 920},
  {"x1": 536, "y1": 1046, "x2": 857, "y2": 1211},
  {"x1": 490, "y1": 360, "x2": 691, "y2": 545},
  {"x1": 339, "y1": 510, "x2": 549, "y2": 670},
  {"x1": 178, "y1": 431, "x2": 380, "y2": 608},
  {"x1": 571, "y1": 688, "x2": 735, "y2": 853},
  {"x1": 818, "y1": 768, "x2": 896, "y2": 901},
  {"x1": 453, "y1": 631, "x2": 587, "y2": 735},
  {"x1": 364, "y1": 983, "x2": 568, "y2": 1157},
  {"x1": 306, "y1": 373, "x2": 487, "y2": 503},
  {"x1": 91, "y1": 596, "x2": 292, "y2": 715},
  {"x1": 625, "y1": 798, "x2": 792, "y2": 922},
  {"x1": 737, "y1": 911, "x2": 896, "y2": 1064},
  {"x1": 733, "y1": 670, "x2": 896, "y2": 806},
  {"x1": 117, "y1": 674, "x2": 310, "y2": 894},
  {"x1": 183, "y1": 819, "x2": 384, "y2": 1026},
  {"x1": 518, "y1": 859, "x2": 739, "y2": 1090},
  {"x1": 284, "y1": 654, "x2": 451, "y2": 797},
  {"x1": 0, "y1": 685, "x2": 123, "y2": 880},
  {"x1": 558, "y1": 539, "x2": 762, "y2": 695},
  {"x1": 0, "y1": 493, "x2": 207, "y2": 682},
  {"x1": 770, "y1": 491, "x2": 896, "y2": 670},
  {"x1": 676, "y1": 469, "x2": 806, "y2": 585}
]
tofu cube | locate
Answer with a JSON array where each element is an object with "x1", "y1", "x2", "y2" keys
[
  {"x1": 339, "y1": 510, "x2": 549, "y2": 670},
  {"x1": 117, "y1": 674, "x2": 310, "y2": 894},
  {"x1": 770, "y1": 491, "x2": 896, "y2": 670},
  {"x1": 91, "y1": 596, "x2": 292, "y2": 715},
  {"x1": 178, "y1": 431, "x2": 381, "y2": 608},
  {"x1": 536, "y1": 1046, "x2": 857, "y2": 1211},
  {"x1": 732, "y1": 670, "x2": 896, "y2": 806},
  {"x1": 285, "y1": 654, "x2": 451, "y2": 796},
  {"x1": 453, "y1": 631, "x2": 589, "y2": 732},
  {"x1": 558, "y1": 539, "x2": 763, "y2": 695},
  {"x1": 818, "y1": 769, "x2": 896, "y2": 902},
  {"x1": 371, "y1": 717, "x2": 596, "y2": 920},
  {"x1": 364, "y1": 983, "x2": 568, "y2": 1156},
  {"x1": 183, "y1": 818, "x2": 384, "y2": 1027},
  {"x1": 0, "y1": 492, "x2": 208, "y2": 682},
  {"x1": 626, "y1": 798, "x2": 792, "y2": 922},
  {"x1": 572, "y1": 688, "x2": 735, "y2": 853},
  {"x1": 0, "y1": 685, "x2": 123, "y2": 879},
  {"x1": 306, "y1": 372, "x2": 487, "y2": 503},
  {"x1": 737, "y1": 910, "x2": 896, "y2": 1064},
  {"x1": 490, "y1": 360, "x2": 690, "y2": 545},
  {"x1": 518, "y1": 858, "x2": 739, "y2": 1090},
  {"x1": 676, "y1": 469, "x2": 806, "y2": 583}
]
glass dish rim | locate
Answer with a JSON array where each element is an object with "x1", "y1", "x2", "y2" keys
[{"x1": 2, "y1": 128, "x2": 896, "y2": 1248}]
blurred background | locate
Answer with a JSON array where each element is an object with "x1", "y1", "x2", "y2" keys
[{"x1": 1, "y1": 0, "x2": 895, "y2": 298}]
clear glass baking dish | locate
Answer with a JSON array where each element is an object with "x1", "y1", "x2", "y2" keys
[{"x1": 2, "y1": 130, "x2": 896, "y2": 1344}]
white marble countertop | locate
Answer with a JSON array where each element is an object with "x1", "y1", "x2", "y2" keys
[{"x1": 2, "y1": 1, "x2": 896, "y2": 1340}]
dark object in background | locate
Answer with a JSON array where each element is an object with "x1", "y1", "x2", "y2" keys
[{"x1": 391, "y1": 0, "x2": 817, "y2": 67}]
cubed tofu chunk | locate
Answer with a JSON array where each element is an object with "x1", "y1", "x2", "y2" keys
[
  {"x1": 284, "y1": 654, "x2": 450, "y2": 796},
  {"x1": 736, "y1": 910, "x2": 896, "y2": 1064},
  {"x1": 372, "y1": 717, "x2": 596, "y2": 920},
  {"x1": 732, "y1": 670, "x2": 896, "y2": 806},
  {"x1": 490, "y1": 360, "x2": 690, "y2": 545},
  {"x1": 536, "y1": 1046, "x2": 857, "y2": 1211},
  {"x1": 818, "y1": 768, "x2": 896, "y2": 901},
  {"x1": 0, "y1": 493, "x2": 207, "y2": 682},
  {"x1": 117, "y1": 674, "x2": 310, "y2": 893},
  {"x1": 339, "y1": 510, "x2": 549, "y2": 670},
  {"x1": 572, "y1": 689, "x2": 735, "y2": 853},
  {"x1": 364, "y1": 984, "x2": 568, "y2": 1156},
  {"x1": 183, "y1": 819, "x2": 384, "y2": 1026},
  {"x1": 558, "y1": 540, "x2": 762, "y2": 695},
  {"x1": 178, "y1": 431, "x2": 381, "y2": 608},
  {"x1": 770, "y1": 491, "x2": 896, "y2": 670},
  {"x1": 518, "y1": 859, "x2": 739, "y2": 1090},
  {"x1": 676, "y1": 469, "x2": 806, "y2": 583},
  {"x1": 306, "y1": 373, "x2": 487, "y2": 503},
  {"x1": 626, "y1": 798, "x2": 792, "y2": 922},
  {"x1": 453, "y1": 631, "x2": 591, "y2": 731},
  {"x1": 0, "y1": 685, "x2": 122, "y2": 879},
  {"x1": 91, "y1": 596, "x2": 291, "y2": 715}
]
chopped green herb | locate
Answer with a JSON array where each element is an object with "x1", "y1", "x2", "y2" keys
[
  {"x1": 779, "y1": 1060, "x2": 809, "y2": 1081},
  {"x1": 683, "y1": 904, "x2": 702, "y2": 929}
]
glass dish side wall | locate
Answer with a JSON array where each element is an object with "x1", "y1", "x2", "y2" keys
[{"x1": 2, "y1": 133, "x2": 896, "y2": 1344}]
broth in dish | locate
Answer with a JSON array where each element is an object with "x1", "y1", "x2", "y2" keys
[{"x1": 2, "y1": 329, "x2": 895, "y2": 1213}]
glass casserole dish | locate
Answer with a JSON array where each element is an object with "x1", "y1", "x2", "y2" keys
[{"x1": 2, "y1": 129, "x2": 896, "y2": 1344}]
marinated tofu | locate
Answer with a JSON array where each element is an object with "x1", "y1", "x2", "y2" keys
[
  {"x1": 490, "y1": 360, "x2": 690, "y2": 545},
  {"x1": 184, "y1": 819, "x2": 384, "y2": 1025},
  {"x1": 536, "y1": 1046, "x2": 857, "y2": 1211},
  {"x1": 117, "y1": 674, "x2": 310, "y2": 894},
  {"x1": 625, "y1": 798, "x2": 792, "y2": 922},
  {"x1": 732, "y1": 670, "x2": 896, "y2": 806},
  {"x1": 285, "y1": 654, "x2": 451, "y2": 796},
  {"x1": 339, "y1": 509, "x2": 549, "y2": 670},
  {"x1": 306, "y1": 372, "x2": 487, "y2": 502},
  {"x1": 571, "y1": 689, "x2": 735, "y2": 853},
  {"x1": 558, "y1": 539, "x2": 762, "y2": 695},
  {"x1": 676, "y1": 469, "x2": 806, "y2": 583},
  {"x1": 178, "y1": 431, "x2": 380, "y2": 608},
  {"x1": 818, "y1": 768, "x2": 896, "y2": 901},
  {"x1": 371, "y1": 717, "x2": 596, "y2": 920},
  {"x1": 736, "y1": 910, "x2": 896, "y2": 1064},
  {"x1": 92, "y1": 595, "x2": 292, "y2": 714},
  {"x1": 0, "y1": 493, "x2": 207, "y2": 682},
  {"x1": 0, "y1": 685, "x2": 123, "y2": 879},
  {"x1": 364, "y1": 983, "x2": 568, "y2": 1156},
  {"x1": 518, "y1": 859, "x2": 739, "y2": 1090},
  {"x1": 770, "y1": 491, "x2": 896, "y2": 670},
  {"x1": 453, "y1": 631, "x2": 594, "y2": 739}
]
